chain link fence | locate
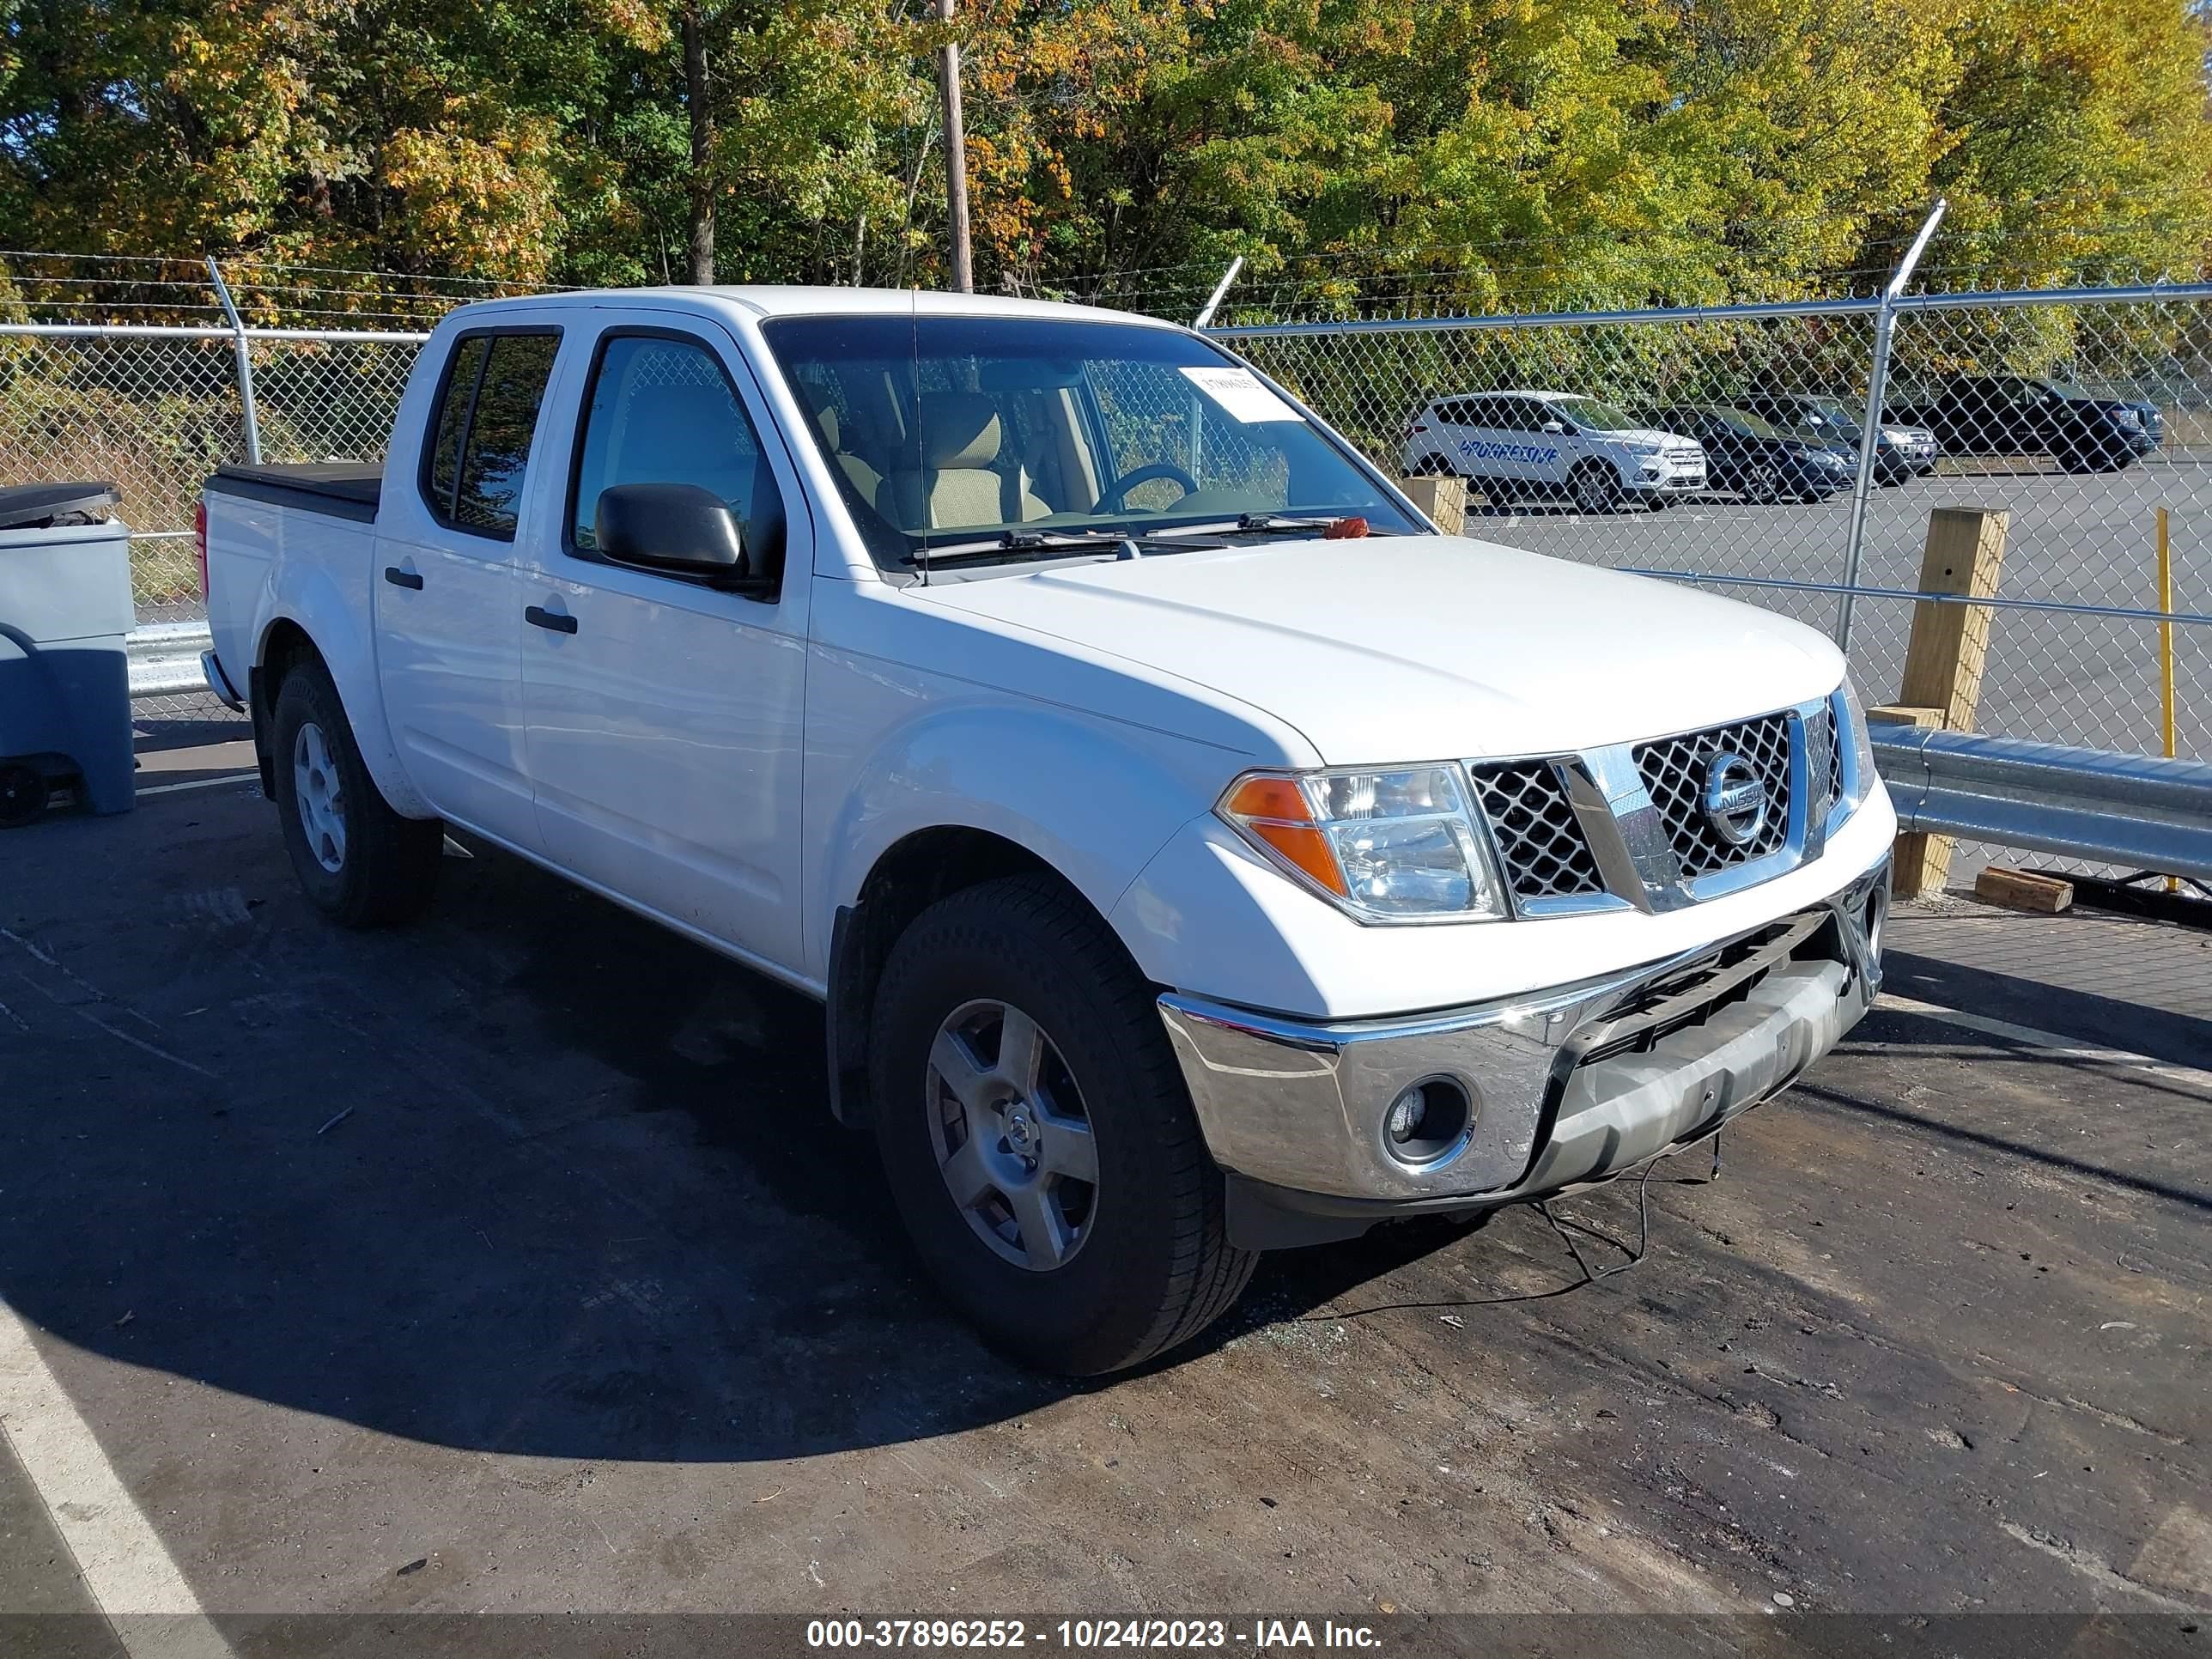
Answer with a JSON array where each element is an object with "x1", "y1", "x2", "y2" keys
[
  {"x1": 2, "y1": 280, "x2": 2203, "y2": 786},
  {"x1": 1220, "y1": 285, "x2": 2209, "y2": 769},
  {"x1": 0, "y1": 322, "x2": 426, "y2": 629}
]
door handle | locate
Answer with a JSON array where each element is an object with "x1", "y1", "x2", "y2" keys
[
  {"x1": 383, "y1": 566, "x2": 423, "y2": 590},
  {"x1": 524, "y1": 605, "x2": 578, "y2": 635}
]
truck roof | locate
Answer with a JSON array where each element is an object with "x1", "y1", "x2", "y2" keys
[{"x1": 441, "y1": 285, "x2": 1186, "y2": 330}]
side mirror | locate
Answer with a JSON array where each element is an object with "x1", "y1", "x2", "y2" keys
[
  {"x1": 594, "y1": 483, "x2": 769, "y2": 592},
  {"x1": 1540, "y1": 419, "x2": 1567, "y2": 434}
]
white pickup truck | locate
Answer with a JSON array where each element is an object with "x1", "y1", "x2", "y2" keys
[{"x1": 200, "y1": 287, "x2": 1894, "y2": 1375}]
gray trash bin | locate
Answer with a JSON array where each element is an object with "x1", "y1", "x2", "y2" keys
[{"x1": 0, "y1": 482, "x2": 134, "y2": 826}]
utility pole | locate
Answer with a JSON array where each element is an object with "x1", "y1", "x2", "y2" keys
[
  {"x1": 683, "y1": 3, "x2": 715, "y2": 284},
  {"x1": 935, "y1": 0, "x2": 973, "y2": 292}
]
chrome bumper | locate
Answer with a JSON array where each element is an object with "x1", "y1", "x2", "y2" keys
[{"x1": 1158, "y1": 860, "x2": 1887, "y2": 1223}]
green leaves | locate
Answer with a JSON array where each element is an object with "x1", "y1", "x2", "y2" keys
[{"x1": 0, "y1": 0, "x2": 2202, "y2": 305}]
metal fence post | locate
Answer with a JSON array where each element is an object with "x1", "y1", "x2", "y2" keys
[
  {"x1": 1193, "y1": 256, "x2": 1244, "y2": 330},
  {"x1": 1837, "y1": 199, "x2": 1946, "y2": 653},
  {"x1": 205, "y1": 256, "x2": 263, "y2": 465}
]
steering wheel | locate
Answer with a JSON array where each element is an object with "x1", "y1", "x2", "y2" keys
[{"x1": 1094, "y1": 460, "x2": 1200, "y2": 514}]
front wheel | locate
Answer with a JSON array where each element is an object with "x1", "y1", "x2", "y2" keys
[
  {"x1": 271, "y1": 660, "x2": 444, "y2": 927},
  {"x1": 1570, "y1": 460, "x2": 1622, "y2": 514},
  {"x1": 1740, "y1": 462, "x2": 1784, "y2": 504},
  {"x1": 870, "y1": 876, "x2": 1257, "y2": 1375}
]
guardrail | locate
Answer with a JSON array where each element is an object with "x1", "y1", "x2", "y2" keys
[
  {"x1": 1871, "y1": 723, "x2": 2212, "y2": 882},
  {"x1": 126, "y1": 621, "x2": 213, "y2": 699}
]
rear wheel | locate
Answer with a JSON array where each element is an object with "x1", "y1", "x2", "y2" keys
[
  {"x1": 271, "y1": 660, "x2": 443, "y2": 927},
  {"x1": 870, "y1": 875, "x2": 1257, "y2": 1375}
]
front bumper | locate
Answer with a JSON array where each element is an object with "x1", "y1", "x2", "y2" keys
[
  {"x1": 1627, "y1": 455, "x2": 1706, "y2": 494},
  {"x1": 1158, "y1": 859, "x2": 1887, "y2": 1245}
]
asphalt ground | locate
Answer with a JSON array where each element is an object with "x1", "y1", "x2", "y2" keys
[{"x1": 0, "y1": 765, "x2": 2206, "y2": 1659}]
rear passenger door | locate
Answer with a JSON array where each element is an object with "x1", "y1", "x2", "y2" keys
[
  {"x1": 374, "y1": 325, "x2": 562, "y2": 852},
  {"x1": 516, "y1": 315, "x2": 812, "y2": 975},
  {"x1": 1494, "y1": 398, "x2": 1559, "y2": 489}
]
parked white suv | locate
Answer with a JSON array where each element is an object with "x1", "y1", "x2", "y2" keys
[
  {"x1": 200, "y1": 289, "x2": 1891, "y2": 1376},
  {"x1": 1405, "y1": 390, "x2": 1708, "y2": 511}
]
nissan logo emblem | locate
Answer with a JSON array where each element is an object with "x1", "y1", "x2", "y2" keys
[{"x1": 1702, "y1": 752, "x2": 1770, "y2": 847}]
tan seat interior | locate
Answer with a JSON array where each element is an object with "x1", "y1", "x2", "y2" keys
[
  {"x1": 812, "y1": 404, "x2": 885, "y2": 507},
  {"x1": 878, "y1": 391, "x2": 1054, "y2": 531}
]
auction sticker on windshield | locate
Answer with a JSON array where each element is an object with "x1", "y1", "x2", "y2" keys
[{"x1": 1179, "y1": 365, "x2": 1300, "y2": 422}]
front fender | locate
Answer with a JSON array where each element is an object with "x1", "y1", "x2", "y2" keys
[
  {"x1": 816, "y1": 699, "x2": 1225, "y2": 975},
  {"x1": 254, "y1": 549, "x2": 432, "y2": 820}
]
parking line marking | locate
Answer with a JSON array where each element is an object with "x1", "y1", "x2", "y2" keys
[
  {"x1": 1876, "y1": 994, "x2": 2212, "y2": 1091},
  {"x1": 136, "y1": 772, "x2": 258, "y2": 798},
  {"x1": 0, "y1": 1298, "x2": 235, "y2": 1658}
]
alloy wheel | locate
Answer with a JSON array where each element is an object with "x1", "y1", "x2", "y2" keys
[
  {"x1": 926, "y1": 999, "x2": 1099, "y2": 1272},
  {"x1": 292, "y1": 720, "x2": 348, "y2": 874}
]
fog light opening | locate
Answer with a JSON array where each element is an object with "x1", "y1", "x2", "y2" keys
[{"x1": 1382, "y1": 1077, "x2": 1474, "y2": 1165}]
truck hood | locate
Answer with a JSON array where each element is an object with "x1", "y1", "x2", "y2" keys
[{"x1": 914, "y1": 535, "x2": 1845, "y2": 764}]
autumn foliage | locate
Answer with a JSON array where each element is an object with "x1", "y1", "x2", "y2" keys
[{"x1": 0, "y1": 0, "x2": 2206, "y2": 311}]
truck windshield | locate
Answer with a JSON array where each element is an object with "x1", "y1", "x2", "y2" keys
[{"x1": 762, "y1": 313, "x2": 1416, "y2": 566}]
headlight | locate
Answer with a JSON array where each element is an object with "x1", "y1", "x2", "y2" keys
[
  {"x1": 1881, "y1": 426, "x2": 1911, "y2": 444},
  {"x1": 1218, "y1": 766, "x2": 1508, "y2": 922},
  {"x1": 2114, "y1": 407, "x2": 2143, "y2": 428},
  {"x1": 1838, "y1": 676, "x2": 1879, "y2": 806}
]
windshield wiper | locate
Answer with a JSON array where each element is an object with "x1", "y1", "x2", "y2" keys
[
  {"x1": 1153, "y1": 512, "x2": 1378, "y2": 538},
  {"x1": 910, "y1": 528, "x2": 1221, "y2": 566}
]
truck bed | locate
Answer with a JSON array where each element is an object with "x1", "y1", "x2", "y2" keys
[{"x1": 207, "y1": 462, "x2": 383, "y2": 524}]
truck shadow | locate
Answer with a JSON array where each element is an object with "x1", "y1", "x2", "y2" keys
[{"x1": 0, "y1": 817, "x2": 1485, "y2": 1466}]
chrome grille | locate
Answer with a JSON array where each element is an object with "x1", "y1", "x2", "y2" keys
[
  {"x1": 1633, "y1": 712, "x2": 1794, "y2": 877},
  {"x1": 1805, "y1": 705, "x2": 1838, "y2": 817},
  {"x1": 1467, "y1": 760, "x2": 1607, "y2": 902}
]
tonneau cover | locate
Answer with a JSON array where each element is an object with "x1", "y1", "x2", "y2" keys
[{"x1": 208, "y1": 462, "x2": 383, "y2": 523}]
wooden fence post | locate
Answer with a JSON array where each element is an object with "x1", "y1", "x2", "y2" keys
[
  {"x1": 1882, "y1": 505, "x2": 2009, "y2": 899},
  {"x1": 1400, "y1": 475, "x2": 1467, "y2": 536}
]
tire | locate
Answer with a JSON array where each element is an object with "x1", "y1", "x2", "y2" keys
[
  {"x1": 1570, "y1": 460, "x2": 1621, "y2": 514},
  {"x1": 869, "y1": 874, "x2": 1257, "y2": 1375},
  {"x1": 0, "y1": 763, "x2": 46, "y2": 830},
  {"x1": 1740, "y1": 462, "x2": 1784, "y2": 504},
  {"x1": 270, "y1": 659, "x2": 443, "y2": 927}
]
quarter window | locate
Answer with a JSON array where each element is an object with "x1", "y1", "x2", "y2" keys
[
  {"x1": 422, "y1": 331, "x2": 560, "y2": 539},
  {"x1": 568, "y1": 333, "x2": 786, "y2": 570}
]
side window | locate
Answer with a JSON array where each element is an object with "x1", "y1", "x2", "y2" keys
[
  {"x1": 455, "y1": 336, "x2": 560, "y2": 535},
  {"x1": 427, "y1": 337, "x2": 486, "y2": 512},
  {"x1": 1458, "y1": 399, "x2": 1495, "y2": 429},
  {"x1": 568, "y1": 333, "x2": 787, "y2": 573},
  {"x1": 420, "y1": 331, "x2": 560, "y2": 539}
]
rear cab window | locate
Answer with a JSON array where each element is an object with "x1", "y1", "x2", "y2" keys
[{"x1": 419, "y1": 329, "x2": 562, "y2": 540}]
